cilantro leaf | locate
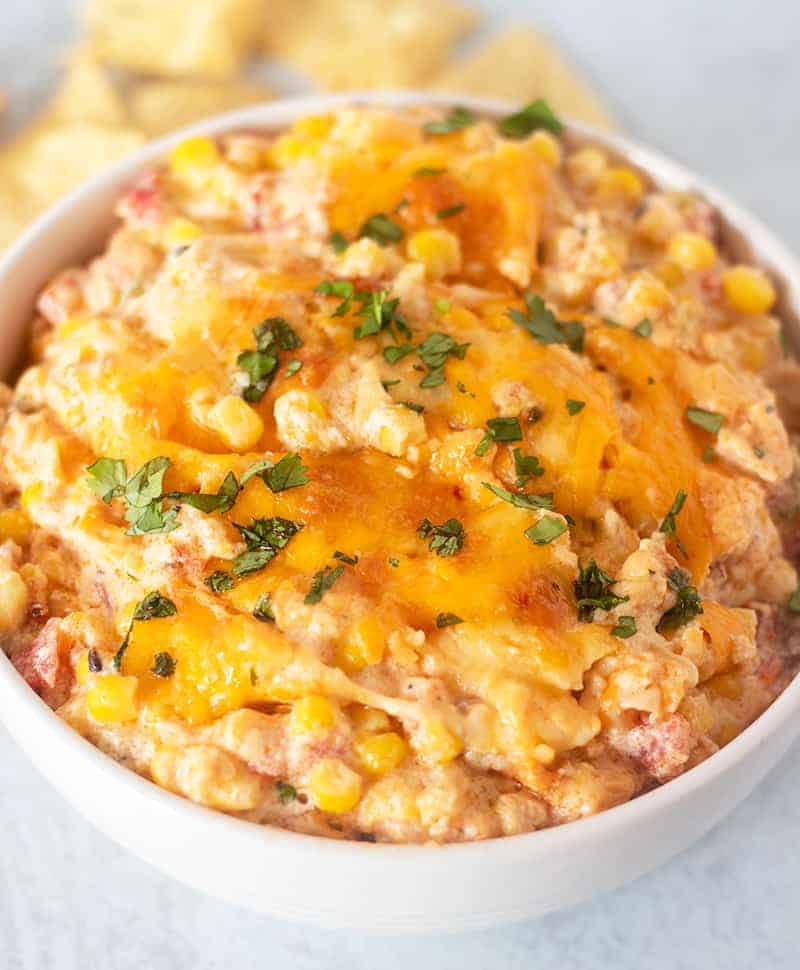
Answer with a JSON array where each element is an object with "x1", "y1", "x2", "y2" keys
[
  {"x1": 333, "y1": 550, "x2": 359, "y2": 566},
  {"x1": 384, "y1": 342, "x2": 414, "y2": 364},
  {"x1": 656, "y1": 581, "x2": 703, "y2": 633},
  {"x1": 418, "y1": 517, "x2": 465, "y2": 557},
  {"x1": 330, "y1": 231, "x2": 349, "y2": 253},
  {"x1": 436, "y1": 612, "x2": 463, "y2": 628},
  {"x1": 498, "y1": 99, "x2": 563, "y2": 139},
  {"x1": 633, "y1": 318, "x2": 652, "y2": 337},
  {"x1": 686, "y1": 407, "x2": 725, "y2": 434},
  {"x1": 612, "y1": 616, "x2": 637, "y2": 638},
  {"x1": 508, "y1": 293, "x2": 585, "y2": 354},
  {"x1": 113, "y1": 590, "x2": 177, "y2": 672},
  {"x1": 354, "y1": 290, "x2": 409, "y2": 342},
  {"x1": 513, "y1": 448, "x2": 545, "y2": 486},
  {"x1": 424, "y1": 106, "x2": 476, "y2": 134},
  {"x1": 436, "y1": 204, "x2": 466, "y2": 219},
  {"x1": 415, "y1": 166, "x2": 447, "y2": 176},
  {"x1": 524, "y1": 515, "x2": 568, "y2": 545},
  {"x1": 659, "y1": 489, "x2": 689, "y2": 557},
  {"x1": 574, "y1": 560, "x2": 629, "y2": 622},
  {"x1": 315, "y1": 279, "x2": 356, "y2": 316},
  {"x1": 482, "y1": 482, "x2": 554, "y2": 511},
  {"x1": 276, "y1": 781, "x2": 297, "y2": 804},
  {"x1": 123, "y1": 457, "x2": 179, "y2": 535},
  {"x1": 304, "y1": 564, "x2": 344, "y2": 604},
  {"x1": 255, "y1": 317, "x2": 302, "y2": 352},
  {"x1": 285, "y1": 359, "x2": 303, "y2": 376},
  {"x1": 566, "y1": 399, "x2": 585, "y2": 415},
  {"x1": 86, "y1": 457, "x2": 127, "y2": 503},
  {"x1": 788, "y1": 582, "x2": 800, "y2": 614},
  {"x1": 359, "y1": 213, "x2": 404, "y2": 246},
  {"x1": 205, "y1": 570, "x2": 234, "y2": 593},
  {"x1": 263, "y1": 453, "x2": 309, "y2": 492},
  {"x1": 169, "y1": 471, "x2": 240, "y2": 514},
  {"x1": 232, "y1": 516, "x2": 302, "y2": 577},
  {"x1": 475, "y1": 416, "x2": 523, "y2": 457},
  {"x1": 151, "y1": 652, "x2": 177, "y2": 678},
  {"x1": 253, "y1": 592, "x2": 275, "y2": 622}
]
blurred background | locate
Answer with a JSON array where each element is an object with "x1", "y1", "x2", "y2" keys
[{"x1": 1, "y1": 2, "x2": 799, "y2": 969}]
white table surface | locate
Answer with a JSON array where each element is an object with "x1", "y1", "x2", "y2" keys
[{"x1": 1, "y1": 1, "x2": 799, "y2": 966}]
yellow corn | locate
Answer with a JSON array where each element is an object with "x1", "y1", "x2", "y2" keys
[
  {"x1": 74, "y1": 650, "x2": 94, "y2": 686},
  {"x1": 206, "y1": 395, "x2": 264, "y2": 451},
  {"x1": 565, "y1": 146, "x2": 607, "y2": 187},
  {"x1": 169, "y1": 136, "x2": 220, "y2": 181},
  {"x1": 163, "y1": 218, "x2": 202, "y2": 249},
  {"x1": 596, "y1": 166, "x2": 645, "y2": 203},
  {"x1": 667, "y1": 231, "x2": 717, "y2": 272},
  {"x1": 349, "y1": 705, "x2": 391, "y2": 734},
  {"x1": 307, "y1": 758, "x2": 362, "y2": 813},
  {"x1": 290, "y1": 694, "x2": 336, "y2": 735},
  {"x1": 86, "y1": 675, "x2": 139, "y2": 723},
  {"x1": 270, "y1": 114, "x2": 334, "y2": 167},
  {"x1": 413, "y1": 718, "x2": 463, "y2": 764},
  {"x1": 407, "y1": 229, "x2": 462, "y2": 279},
  {"x1": 20, "y1": 483, "x2": 42, "y2": 511},
  {"x1": 356, "y1": 732, "x2": 408, "y2": 776},
  {"x1": 722, "y1": 265, "x2": 776, "y2": 315},
  {"x1": 0, "y1": 508, "x2": 31, "y2": 544},
  {"x1": 338, "y1": 615, "x2": 386, "y2": 672},
  {"x1": 653, "y1": 259, "x2": 684, "y2": 288},
  {"x1": 529, "y1": 130, "x2": 562, "y2": 168}
]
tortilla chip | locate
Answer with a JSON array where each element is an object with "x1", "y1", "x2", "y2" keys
[
  {"x1": 85, "y1": 0, "x2": 262, "y2": 79},
  {"x1": 264, "y1": 0, "x2": 479, "y2": 90},
  {"x1": 50, "y1": 49, "x2": 128, "y2": 126},
  {"x1": 12, "y1": 122, "x2": 145, "y2": 210},
  {"x1": 431, "y1": 28, "x2": 615, "y2": 130},
  {"x1": 129, "y1": 79, "x2": 270, "y2": 137}
]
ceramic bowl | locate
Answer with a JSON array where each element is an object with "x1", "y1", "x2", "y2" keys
[{"x1": 1, "y1": 92, "x2": 799, "y2": 933}]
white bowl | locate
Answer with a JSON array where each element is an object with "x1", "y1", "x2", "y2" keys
[{"x1": 1, "y1": 92, "x2": 799, "y2": 934}]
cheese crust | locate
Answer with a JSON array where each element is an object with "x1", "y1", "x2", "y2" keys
[{"x1": 1, "y1": 106, "x2": 799, "y2": 843}]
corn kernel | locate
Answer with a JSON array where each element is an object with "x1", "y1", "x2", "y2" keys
[
  {"x1": 341, "y1": 616, "x2": 385, "y2": 672},
  {"x1": 0, "y1": 508, "x2": 30, "y2": 544},
  {"x1": 75, "y1": 650, "x2": 94, "y2": 686},
  {"x1": 722, "y1": 265, "x2": 776, "y2": 315},
  {"x1": 413, "y1": 718, "x2": 463, "y2": 764},
  {"x1": 349, "y1": 705, "x2": 391, "y2": 734},
  {"x1": 290, "y1": 695, "x2": 336, "y2": 735},
  {"x1": 20, "y1": 483, "x2": 42, "y2": 510},
  {"x1": 86, "y1": 675, "x2": 139, "y2": 723},
  {"x1": 163, "y1": 218, "x2": 202, "y2": 249},
  {"x1": 565, "y1": 146, "x2": 607, "y2": 187},
  {"x1": 356, "y1": 732, "x2": 408, "y2": 776},
  {"x1": 307, "y1": 757, "x2": 362, "y2": 813},
  {"x1": 0, "y1": 570, "x2": 28, "y2": 632},
  {"x1": 407, "y1": 229, "x2": 462, "y2": 280},
  {"x1": 206, "y1": 395, "x2": 264, "y2": 451},
  {"x1": 667, "y1": 231, "x2": 717, "y2": 272},
  {"x1": 529, "y1": 130, "x2": 562, "y2": 168},
  {"x1": 653, "y1": 259, "x2": 684, "y2": 287},
  {"x1": 596, "y1": 166, "x2": 645, "y2": 203},
  {"x1": 169, "y1": 136, "x2": 220, "y2": 181}
]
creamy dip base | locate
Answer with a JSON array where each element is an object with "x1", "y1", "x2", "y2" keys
[{"x1": 1, "y1": 105, "x2": 799, "y2": 843}]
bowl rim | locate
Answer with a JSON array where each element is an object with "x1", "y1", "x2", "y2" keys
[{"x1": 1, "y1": 89, "x2": 799, "y2": 866}]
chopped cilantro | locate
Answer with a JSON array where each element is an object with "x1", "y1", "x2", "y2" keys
[
  {"x1": 436, "y1": 612, "x2": 463, "y2": 628},
  {"x1": 498, "y1": 99, "x2": 563, "y2": 139},
  {"x1": 702, "y1": 445, "x2": 715, "y2": 463},
  {"x1": 753, "y1": 445, "x2": 766, "y2": 458},
  {"x1": 381, "y1": 379, "x2": 401, "y2": 389},
  {"x1": 85, "y1": 457, "x2": 127, "y2": 503},
  {"x1": 285, "y1": 358, "x2": 303, "y2": 376},
  {"x1": 113, "y1": 591, "x2": 177, "y2": 672},
  {"x1": 508, "y1": 293, "x2": 585, "y2": 354},
  {"x1": 686, "y1": 407, "x2": 724, "y2": 434},
  {"x1": 384, "y1": 342, "x2": 414, "y2": 364},
  {"x1": 659, "y1": 489, "x2": 689, "y2": 557},
  {"x1": 402, "y1": 401, "x2": 425, "y2": 413},
  {"x1": 304, "y1": 564, "x2": 344, "y2": 604},
  {"x1": 415, "y1": 166, "x2": 447, "y2": 176},
  {"x1": 416, "y1": 331, "x2": 469, "y2": 388},
  {"x1": 87, "y1": 455, "x2": 178, "y2": 536},
  {"x1": 333, "y1": 550, "x2": 359, "y2": 566},
  {"x1": 513, "y1": 448, "x2": 545, "y2": 486},
  {"x1": 167, "y1": 470, "x2": 240, "y2": 515},
  {"x1": 205, "y1": 570, "x2": 234, "y2": 593},
  {"x1": 388, "y1": 557, "x2": 400, "y2": 567},
  {"x1": 482, "y1": 482, "x2": 554, "y2": 511},
  {"x1": 237, "y1": 317, "x2": 301, "y2": 403},
  {"x1": 359, "y1": 213, "x2": 404, "y2": 246},
  {"x1": 566, "y1": 399, "x2": 585, "y2": 415},
  {"x1": 789, "y1": 582, "x2": 800, "y2": 614},
  {"x1": 475, "y1": 416, "x2": 523, "y2": 457},
  {"x1": 232, "y1": 517, "x2": 302, "y2": 577},
  {"x1": 276, "y1": 781, "x2": 297, "y2": 804},
  {"x1": 633, "y1": 318, "x2": 652, "y2": 338},
  {"x1": 657, "y1": 578, "x2": 703, "y2": 633},
  {"x1": 253, "y1": 592, "x2": 275, "y2": 622},
  {"x1": 241, "y1": 453, "x2": 309, "y2": 494},
  {"x1": 424, "y1": 106, "x2": 476, "y2": 134},
  {"x1": 436, "y1": 203, "x2": 466, "y2": 219},
  {"x1": 574, "y1": 560, "x2": 629, "y2": 622},
  {"x1": 524, "y1": 516, "x2": 568, "y2": 545},
  {"x1": 151, "y1": 651, "x2": 177, "y2": 678},
  {"x1": 315, "y1": 279, "x2": 356, "y2": 316},
  {"x1": 330, "y1": 231, "x2": 349, "y2": 253},
  {"x1": 418, "y1": 517, "x2": 465, "y2": 557},
  {"x1": 435, "y1": 298, "x2": 452, "y2": 314},
  {"x1": 354, "y1": 290, "x2": 409, "y2": 342},
  {"x1": 612, "y1": 616, "x2": 637, "y2": 638}
]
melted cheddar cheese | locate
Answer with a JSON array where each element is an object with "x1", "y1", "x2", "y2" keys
[{"x1": 1, "y1": 105, "x2": 798, "y2": 843}]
